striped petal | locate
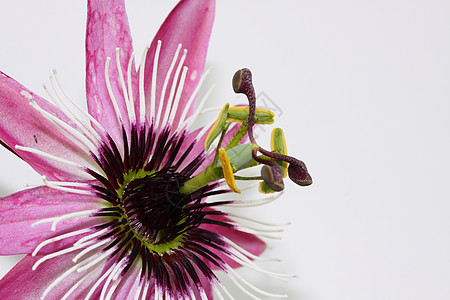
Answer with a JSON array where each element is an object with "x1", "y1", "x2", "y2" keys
[
  {"x1": 0, "y1": 186, "x2": 102, "y2": 255},
  {"x1": 0, "y1": 72, "x2": 95, "y2": 180},
  {"x1": 143, "y1": 0, "x2": 215, "y2": 129},
  {"x1": 86, "y1": 0, "x2": 138, "y2": 144}
]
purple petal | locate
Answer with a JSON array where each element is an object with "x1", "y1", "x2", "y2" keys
[
  {"x1": 0, "y1": 72, "x2": 95, "y2": 180},
  {"x1": 0, "y1": 186, "x2": 101, "y2": 255},
  {"x1": 144, "y1": 0, "x2": 215, "y2": 128},
  {"x1": 0, "y1": 253, "x2": 104, "y2": 299},
  {"x1": 86, "y1": 0, "x2": 138, "y2": 143}
]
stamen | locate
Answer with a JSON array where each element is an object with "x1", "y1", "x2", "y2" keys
[
  {"x1": 140, "y1": 280, "x2": 150, "y2": 300},
  {"x1": 161, "y1": 49, "x2": 187, "y2": 128},
  {"x1": 29, "y1": 100, "x2": 97, "y2": 155},
  {"x1": 115, "y1": 48, "x2": 134, "y2": 125},
  {"x1": 204, "y1": 104, "x2": 229, "y2": 151},
  {"x1": 218, "y1": 149, "x2": 240, "y2": 193},
  {"x1": 61, "y1": 267, "x2": 97, "y2": 300},
  {"x1": 31, "y1": 209, "x2": 98, "y2": 231},
  {"x1": 100, "y1": 260, "x2": 124, "y2": 300},
  {"x1": 139, "y1": 45, "x2": 150, "y2": 126},
  {"x1": 105, "y1": 57, "x2": 124, "y2": 126},
  {"x1": 77, "y1": 246, "x2": 117, "y2": 273},
  {"x1": 150, "y1": 40, "x2": 162, "y2": 123},
  {"x1": 131, "y1": 264, "x2": 144, "y2": 300},
  {"x1": 32, "y1": 228, "x2": 92, "y2": 256},
  {"x1": 44, "y1": 77, "x2": 107, "y2": 137},
  {"x1": 74, "y1": 227, "x2": 109, "y2": 246},
  {"x1": 42, "y1": 176, "x2": 94, "y2": 196},
  {"x1": 32, "y1": 240, "x2": 95, "y2": 271},
  {"x1": 47, "y1": 72, "x2": 102, "y2": 146},
  {"x1": 84, "y1": 262, "x2": 116, "y2": 300},
  {"x1": 270, "y1": 128, "x2": 288, "y2": 178},
  {"x1": 156, "y1": 43, "x2": 182, "y2": 128},
  {"x1": 127, "y1": 52, "x2": 137, "y2": 123},
  {"x1": 168, "y1": 66, "x2": 188, "y2": 125},
  {"x1": 72, "y1": 238, "x2": 112, "y2": 262},
  {"x1": 14, "y1": 145, "x2": 90, "y2": 172},
  {"x1": 41, "y1": 258, "x2": 96, "y2": 300}
]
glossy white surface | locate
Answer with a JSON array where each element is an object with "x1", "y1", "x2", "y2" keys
[{"x1": 0, "y1": 1, "x2": 449, "y2": 299}]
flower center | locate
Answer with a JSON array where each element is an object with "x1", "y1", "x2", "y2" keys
[{"x1": 122, "y1": 169, "x2": 199, "y2": 245}]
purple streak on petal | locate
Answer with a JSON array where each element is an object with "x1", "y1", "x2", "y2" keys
[
  {"x1": 0, "y1": 72, "x2": 94, "y2": 180},
  {"x1": 144, "y1": 0, "x2": 215, "y2": 129},
  {"x1": 0, "y1": 186, "x2": 101, "y2": 255},
  {"x1": 86, "y1": 0, "x2": 138, "y2": 143}
]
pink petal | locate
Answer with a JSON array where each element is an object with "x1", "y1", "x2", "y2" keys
[
  {"x1": 144, "y1": 0, "x2": 215, "y2": 128},
  {"x1": 0, "y1": 186, "x2": 102, "y2": 255},
  {"x1": 112, "y1": 262, "x2": 142, "y2": 299},
  {"x1": 0, "y1": 71, "x2": 95, "y2": 181},
  {"x1": 201, "y1": 213, "x2": 266, "y2": 269},
  {"x1": 86, "y1": 0, "x2": 138, "y2": 144},
  {"x1": 0, "y1": 253, "x2": 104, "y2": 299}
]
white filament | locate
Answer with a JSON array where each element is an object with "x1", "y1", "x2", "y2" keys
[
  {"x1": 32, "y1": 228, "x2": 92, "y2": 256},
  {"x1": 14, "y1": 145, "x2": 87, "y2": 172},
  {"x1": 41, "y1": 258, "x2": 96, "y2": 299},
  {"x1": 77, "y1": 246, "x2": 117, "y2": 273},
  {"x1": 168, "y1": 66, "x2": 188, "y2": 126},
  {"x1": 32, "y1": 239, "x2": 95, "y2": 271},
  {"x1": 51, "y1": 71, "x2": 102, "y2": 144},
  {"x1": 60, "y1": 268, "x2": 97, "y2": 300},
  {"x1": 42, "y1": 176, "x2": 94, "y2": 196},
  {"x1": 150, "y1": 41, "x2": 162, "y2": 123},
  {"x1": 161, "y1": 49, "x2": 187, "y2": 128},
  {"x1": 127, "y1": 52, "x2": 137, "y2": 123},
  {"x1": 138, "y1": 45, "x2": 150, "y2": 124},
  {"x1": 84, "y1": 263, "x2": 115, "y2": 300},
  {"x1": 29, "y1": 101, "x2": 96, "y2": 154},
  {"x1": 74, "y1": 227, "x2": 109, "y2": 246},
  {"x1": 105, "y1": 57, "x2": 123, "y2": 126},
  {"x1": 155, "y1": 43, "x2": 181, "y2": 128},
  {"x1": 115, "y1": 48, "x2": 134, "y2": 126},
  {"x1": 31, "y1": 209, "x2": 97, "y2": 231},
  {"x1": 73, "y1": 238, "x2": 112, "y2": 263}
]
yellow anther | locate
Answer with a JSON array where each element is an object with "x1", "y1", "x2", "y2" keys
[
  {"x1": 227, "y1": 107, "x2": 274, "y2": 124},
  {"x1": 271, "y1": 128, "x2": 288, "y2": 178},
  {"x1": 218, "y1": 149, "x2": 241, "y2": 194},
  {"x1": 258, "y1": 181, "x2": 276, "y2": 194},
  {"x1": 205, "y1": 103, "x2": 229, "y2": 151}
]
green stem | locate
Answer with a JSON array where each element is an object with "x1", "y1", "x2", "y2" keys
[{"x1": 179, "y1": 165, "x2": 223, "y2": 194}]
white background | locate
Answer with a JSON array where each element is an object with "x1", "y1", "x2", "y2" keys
[{"x1": 0, "y1": 0, "x2": 450, "y2": 299}]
